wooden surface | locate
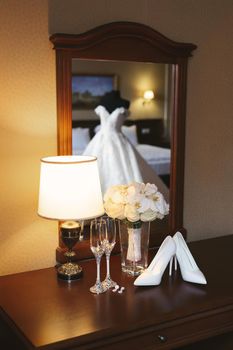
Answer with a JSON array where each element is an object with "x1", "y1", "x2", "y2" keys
[{"x1": 1, "y1": 235, "x2": 233, "y2": 349}]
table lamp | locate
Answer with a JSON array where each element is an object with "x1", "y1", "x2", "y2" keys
[{"x1": 38, "y1": 155, "x2": 104, "y2": 282}]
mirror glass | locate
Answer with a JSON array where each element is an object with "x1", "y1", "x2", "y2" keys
[
  {"x1": 72, "y1": 58, "x2": 173, "y2": 195},
  {"x1": 71, "y1": 58, "x2": 174, "y2": 239}
]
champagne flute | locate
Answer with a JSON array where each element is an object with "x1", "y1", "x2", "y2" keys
[
  {"x1": 101, "y1": 216, "x2": 117, "y2": 289},
  {"x1": 90, "y1": 218, "x2": 107, "y2": 294}
]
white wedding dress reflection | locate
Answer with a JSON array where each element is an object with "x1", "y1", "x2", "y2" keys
[{"x1": 83, "y1": 105, "x2": 168, "y2": 199}]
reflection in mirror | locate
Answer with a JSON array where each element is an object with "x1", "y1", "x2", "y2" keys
[{"x1": 71, "y1": 59, "x2": 174, "y2": 204}]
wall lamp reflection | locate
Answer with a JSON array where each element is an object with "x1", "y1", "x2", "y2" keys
[{"x1": 143, "y1": 90, "x2": 155, "y2": 105}]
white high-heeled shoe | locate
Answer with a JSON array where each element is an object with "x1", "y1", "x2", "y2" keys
[
  {"x1": 173, "y1": 232, "x2": 207, "y2": 285},
  {"x1": 134, "y1": 235, "x2": 176, "y2": 286}
]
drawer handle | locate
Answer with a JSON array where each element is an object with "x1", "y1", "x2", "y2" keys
[{"x1": 157, "y1": 334, "x2": 167, "y2": 343}]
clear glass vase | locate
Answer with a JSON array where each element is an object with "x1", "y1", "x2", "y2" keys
[{"x1": 119, "y1": 220, "x2": 150, "y2": 276}]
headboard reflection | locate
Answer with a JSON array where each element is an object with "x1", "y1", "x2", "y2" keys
[{"x1": 72, "y1": 118, "x2": 167, "y2": 146}]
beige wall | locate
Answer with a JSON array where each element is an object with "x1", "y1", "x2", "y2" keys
[
  {"x1": 0, "y1": 0, "x2": 232, "y2": 275},
  {"x1": 0, "y1": 0, "x2": 57, "y2": 275}
]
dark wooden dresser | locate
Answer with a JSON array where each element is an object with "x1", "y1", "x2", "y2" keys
[{"x1": 1, "y1": 235, "x2": 233, "y2": 349}]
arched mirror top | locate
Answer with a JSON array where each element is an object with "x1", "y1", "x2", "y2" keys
[
  {"x1": 50, "y1": 22, "x2": 197, "y2": 262},
  {"x1": 50, "y1": 21, "x2": 196, "y2": 62}
]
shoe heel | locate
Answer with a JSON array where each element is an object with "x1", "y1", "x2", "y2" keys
[
  {"x1": 169, "y1": 255, "x2": 177, "y2": 276},
  {"x1": 169, "y1": 255, "x2": 174, "y2": 276},
  {"x1": 174, "y1": 255, "x2": 177, "y2": 271}
]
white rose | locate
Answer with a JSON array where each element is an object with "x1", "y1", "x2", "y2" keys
[
  {"x1": 140, "y1": 209, "x2": 157, "y2": 222},
  {"x1": 127, "y1": 192, "x2": 144, "y2": 206},
  {"x1": 137, "y1": 197, "x2": 151, "y2": 213},
  {"x1": 104, "y1": 185, "x2": 127, "y2": 203},
  {"x1": 144, "y1": 183, "x2": 158, "y2": 196},
  {"x1": 103, "y1": 186, "x2": 116, "y2": 202},
  {"x1": 124, "y1": 204, "x2": 140, "y2": 222},
  {"x1": 152, "y1": 192, "x2": 169, "y2": 215},
  {"x1": 134, "y1": 182, "x2": 145, "y2": 193},
  {"x1": 104, "y1": 201, "x2": 125, "y2": 220},
  {"x1": 126, "y1": 182, "x2": 144, "y2": 204},
  {"x1": 156, "y1": 212, "x2": 165, "y2": 220},
  {"x1": 111, "y1": 190, "x2": 125, "y2": 204}
]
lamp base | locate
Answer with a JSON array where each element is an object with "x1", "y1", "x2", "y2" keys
[{"x1": 57, "y1": 262, "x2": 83, "y2": 282}]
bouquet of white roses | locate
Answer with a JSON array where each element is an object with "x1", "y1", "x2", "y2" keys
[
  {"x1": 104, "y1": 182, "x2": 169, "y2": 264},
  {"x1": 104, "y1": 182, "x2": 169, "y2": 224}
]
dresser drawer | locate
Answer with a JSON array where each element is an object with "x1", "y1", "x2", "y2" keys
[{"x1": 79, "y1": 308, "x2": 233, "y2": 350}]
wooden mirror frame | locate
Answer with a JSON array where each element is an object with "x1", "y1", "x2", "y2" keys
[{"x1": 50, "y1": 22, "x2": 197, "y2": 262}]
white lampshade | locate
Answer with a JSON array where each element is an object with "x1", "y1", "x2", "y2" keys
[{"x1": 38, "y1": 156, "x2": 104, "y2": 221}]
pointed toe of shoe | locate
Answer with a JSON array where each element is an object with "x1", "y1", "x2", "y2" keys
[
  {"x1": 195, "y1": 271, "x2": 207, "y2": 285},
  {"x1": 182, "y1": 269, "x2": 207, "y2": 285},
  {"x1": 134, "y1": 270, "x2": 161, "y2": 286}
]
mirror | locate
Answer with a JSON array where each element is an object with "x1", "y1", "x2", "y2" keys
[
  {"x1": 71, "y1": 59, "x2": 172, "y2": 195},
  {"x1": 50, "y1": 22, "x2": 196, "y2": 262}
]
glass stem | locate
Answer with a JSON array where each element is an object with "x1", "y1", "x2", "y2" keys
[
  {"x1": 106, "y1": 254, "x2": 110, "y2": 278},
  {"x1": 68, "y1": 249, "x2": 72, "y2": 263},
  {"x1": 96, "y1": 256, "x2": 101, "y2": 284}
]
